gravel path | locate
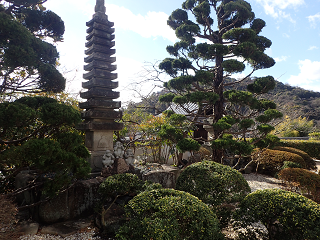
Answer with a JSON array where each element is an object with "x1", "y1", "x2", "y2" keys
[{"x1": 242, "y1": 173, "x2": 283, "y2": 192}]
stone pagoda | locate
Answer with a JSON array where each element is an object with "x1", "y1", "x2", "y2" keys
[{"x1": 78, "y1": 0, "x2": 123, "y2": 172}]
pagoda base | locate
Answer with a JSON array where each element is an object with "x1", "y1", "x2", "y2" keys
[{"x1": 88, "y1": 150, "x2": 106, "y2": 173}]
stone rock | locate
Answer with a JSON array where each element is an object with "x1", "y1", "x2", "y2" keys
[
  {"x1": 142, "y1": 166, "x2": 180, "y2": 189},
  {"x1": 15, "y1": 171, "x2": 37, "y2": 205},
  {"x1": 114, "y1": 158, "x2": 129, "y2": 174},
  {"x1": 40, "y1": 218, "x2": 92, "y2": 238},
  {"x1": 37, "y1": 177, "x2": 103, "y2": 224},
  {"x1": 18, "y1": 222, "x2": 39, "y2": 235}
]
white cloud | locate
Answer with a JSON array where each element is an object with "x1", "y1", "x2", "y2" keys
[
  {"x1": 274, "y1": 56, "x2": 288, "y2": 62},
  {"x1": 106, "y1": 5, "x2": 177, "y2": 43},
  {"x1": 307, "y1": 13, "x2": 320, "y2": 28},
  {"x1": 308, "y1": 46, "x2": 319, "y2": 50},
  {"x1": 45, "y1": 0, "x2": 177, "y2": 43},
  {"x1": 287, "y1": 59, "x2": 320, "y2": 90},
  {"x1": 255, "y1": 0, "x2": 304, "y2": 22},
  {"x1": 282, "y1": 33, "x2": 290, "y2": 38}
]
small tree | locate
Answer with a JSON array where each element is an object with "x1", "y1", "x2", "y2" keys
[{"x1": 158, "y1": 0, "x2": 282, "y2": 162}]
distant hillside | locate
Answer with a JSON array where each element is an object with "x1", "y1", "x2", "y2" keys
[
  {"x1": 263, "y1": 81, "x2": 320, "y2": 126},
  {"x1": 127, "y1": 80, "x2": 320, "y2": 127}
]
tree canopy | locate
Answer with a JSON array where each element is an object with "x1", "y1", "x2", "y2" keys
[
  {"x1": 158, "y1": 0, "x2": 282, "y2": 162},
  {"x1": 0, "y1": 96, "x2": 90, "y2": 197},
  {"x1": 0, "y1": 0, "x2": 65, "y2": 97}
]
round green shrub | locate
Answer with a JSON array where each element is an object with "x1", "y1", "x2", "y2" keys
[
  {"x1": 234, "y1": 189, "x2": 320, "y2": 240},
  {"x1": 176, "y1": 160, "x2": 251, "y2": 206},
  {"x1": 98, "y1": 173, "x2": 144, "y2": 199},
  {"x1": 273, "y1": 146, "x2": 316, "y2": 170},
  {"x1": 116, "y1": 188, "x2": 224, "y2": 240},
  {"x1": 252, "y1": 149, "x2": 306, "y2": 175}
]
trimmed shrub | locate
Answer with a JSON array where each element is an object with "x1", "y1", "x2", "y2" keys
[
  {"x1": 273, "y1": 146, "x2": 316, "y2": 170},
  {"x1": 278, "y1": 167, "x2": 320, "y2": 202},
  {"x1": 281, "y1": 161, "x2": 302, "y2": 170},
  {"x1": 277, "y1": 139, "x2": 320, "y2": 159},
  {"x1": 116, "y1": 189, "x2": 224, "y2": 240},
  {"x1": 176, "y1": 161, "x2": 250, "y2": 206},
  {"x1": 252, "y1": 149, "x2": 306, "y2": 175},
  {"x1": 234, "y1": 189, "x2": 320, "y2": 240},
  {"x1": 97, "y1": 174, "x2": 163, "y2": 237},
  {"x1": 99, "y1": 173, "x2": 144, "y2": 199}
]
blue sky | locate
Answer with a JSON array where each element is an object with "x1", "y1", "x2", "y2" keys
[{"x1": 44, "y1": 0, "x2": 320, "y2": 104}]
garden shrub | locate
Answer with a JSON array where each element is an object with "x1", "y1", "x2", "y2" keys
[
  {"x1": 273, "y1": 146, "x2": 316, "y2": 170},
  {"x1": 277, "y1": 139, "x2": 320, "y2": 159},
  {"x1": 234, "y1": 189, "x2": 320, "y2": 240},
  {"x1": 97, "y1": 174, "x2": 163, "y2": 237},
  {"x1": 252, "y1": 149, "x2": 306, "y2": 175},
  {"x1": 116, "y1": 188, "x2": 224, "y2": 240},
  {"x1": 281, "y1": 161, "x2": 302, "y2": 170},
  {"x1": 176, "y1": 161, "x2": 251, "y2": 206},
  {"x1": 278, "y1": 167, "x2": 320, "y2": 202},
  {"x1": 99, "y1": 173, "x2": 144, "y2": 199}
]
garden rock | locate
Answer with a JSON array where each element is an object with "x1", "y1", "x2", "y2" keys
[
  {"x1": 37, "y1": 177, "x2": 103, "y2": 223},
  {"x1": 40, "y1": 218, "x2": 92, "y2": 237},
  {"x1": 142, "y1": 168, "x2": 177, "y2": 188}
]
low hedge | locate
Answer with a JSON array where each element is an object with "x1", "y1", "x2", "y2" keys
[
  {"x1": 277, "y1": 139, "x2": 320, "y2": 159},
  {"x1": 278, "y1": 167, "x2": 320, "y2": 202},
  {"x1": 252, "y1": 149, "x2": 306, "y2": 175},
  {"x1": 116, "y1": 189, "x2": 224, "y2": 240},
  {"x1": 234, "y1": 189, "x2": 320, "y2": 240},
  {"x1": 272, "y1": 146, "x2": 316, "y2": 170},
  {"x1": 176, "y1": 160, "x2": 251, "y2": 206}
]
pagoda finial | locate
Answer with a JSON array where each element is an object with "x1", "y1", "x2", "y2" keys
[{"x1": 95, "y1": 0, "x2": 106, "y2": 13}]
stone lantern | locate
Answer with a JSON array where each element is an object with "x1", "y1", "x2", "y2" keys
[{"x1": 78, "y1": 0, "x2": 123, "y2": 172}]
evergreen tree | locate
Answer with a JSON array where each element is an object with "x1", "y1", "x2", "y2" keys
[
  {"x1": 159, "y1": 0, "x2": 282, "y2": 162},
  {"x1": 0, "y1": 0, "x2": 65, "y2": 96}
]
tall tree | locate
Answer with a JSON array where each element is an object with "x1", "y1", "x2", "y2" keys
[
  {"x1": 0, "y1": 0, "x2": 65, "y2": 96},
  {"x1": 159, "y1": 0, "x2": 282, "y2": 162}
]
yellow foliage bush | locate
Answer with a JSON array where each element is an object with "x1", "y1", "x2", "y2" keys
[
  {"x1": 278, "y1": 167, "x2": 320, "y2": 202},
  {"x1": 272, "y1": 146, "x2": 316, "y2": 170},
  {"x1": 253, "y1": 149, "x2": 306, "y2": 175}
]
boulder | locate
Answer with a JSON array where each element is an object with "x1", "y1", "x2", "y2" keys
[
  {"x1": 37, "y1": 177, "x2": 103, "y2": 223},
  {"x1": 142, "y1": 165, "x2": 180, "y2": 189}
]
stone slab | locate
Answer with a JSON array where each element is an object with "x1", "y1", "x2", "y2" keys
[
  {"x1": 82, "y1": 78, "x2": 118, "y2": 89},
  {"x1": 86, "y1": 16, "x2": 113, "y2": 27},
  {"x1": 80, "y1": 88, "x2": 120, "y2": 99},
  {"x1": 84, "y1": 60, "x2": 117, "y2": 71},
  {"x1": 87, "y1": 22, "x2": 115, "y2": 34},
  {"x1": 85, "y1": 52, "x2": 116, "y2": 63},
  {"x1": 84, "y1": 130, "x2": 114, "y2": 151},
  {"x1": 78, "y1": 122, "x2": 123, "y2": 131},
  {"x1": 19, "y1": 222, "x2": 39, "y2": 235},
  {"x1": 85, "y1": 44, "x2": 116, "y2": 55},
  {"x1": 86, "y1": 29, "x2": 115, "y2": 41},
  {"x1": 85, "y1": 36, "x2": 114, "y2": 48},
  {"x1": 81, "y1": 109, "x2": 122, "y2": 119},
  {"x1": 79, "y1": 99, "x2": 121, "y2": 109},
  {"x1": 83, "y1": 69, "x2": 117, "y2": 80}
]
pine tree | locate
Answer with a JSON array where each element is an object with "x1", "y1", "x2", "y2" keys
[
  {"x1": 0, "y1": 0, "x2": 65, "y2": 96},
  {"x1": 159, "y1": 0, "x2": 282, "y2": 162}
]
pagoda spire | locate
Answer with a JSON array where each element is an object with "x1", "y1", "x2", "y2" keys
[
  {"x1": 95, "y1": 0, "x2": 106, "y2": 13},
  {"x1": 78, "y1": 1, "x2": 123, "y2": 173}
]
